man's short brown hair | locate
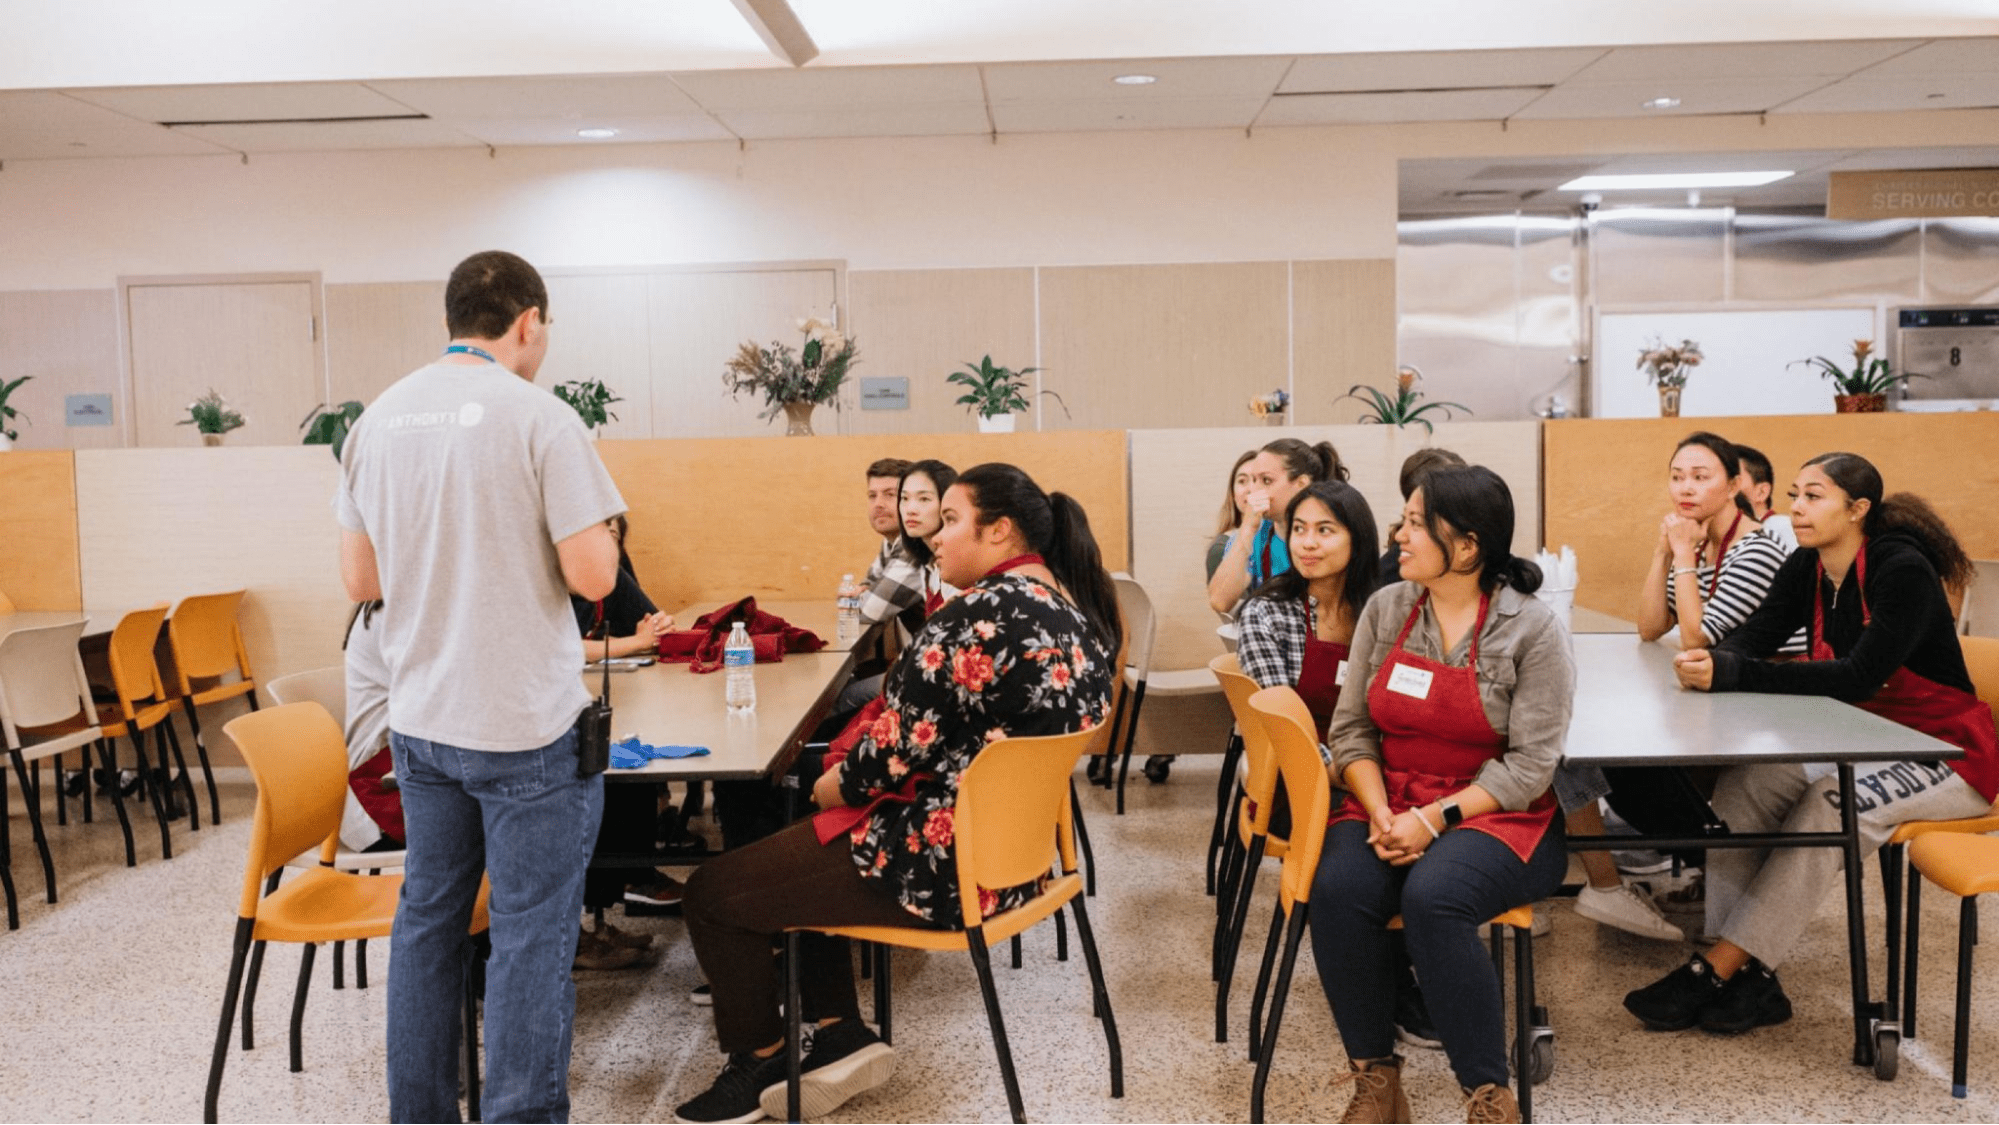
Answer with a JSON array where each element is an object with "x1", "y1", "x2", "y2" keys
[
  {"x1": 445, "y1": 250, "x2": 548, "y2": 340},
  {"x1": 866, "y1": 457, "x2": 913, "y2": 480}
]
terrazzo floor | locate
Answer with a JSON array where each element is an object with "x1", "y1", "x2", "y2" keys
[{"x1": 4, "y1": 760, "x2": 1999, "y2": 1123}]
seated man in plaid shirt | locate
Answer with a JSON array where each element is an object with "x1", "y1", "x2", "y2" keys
[{"x1": 837, "y1": 458, "x2": 920, "y2": 712}]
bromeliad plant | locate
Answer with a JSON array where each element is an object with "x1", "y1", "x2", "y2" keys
[
  {"x1": 723, "y1": 316, "x2": 859, "y2": 421},
  {"x1": 1792, "y1": 339, "x2": 1922, "y2": 396},
  {"x1": 553, "y1": 378, "x2": 622, "y2": 431},
  {"x1": 947, "y1": 355, "x2": 1067, "y2": 419},
  {"x1": 179, "y1": 388, "x2": 246, "y2": 435},
  {"x1": 1638, "y1": 337, "x2": 1704, "y2": 389},
  {"x1": 0, "y1": 374, "x2": 30, "y2": 442},
  {"x1": 299, "y1": 400, "x2": 365, "y2": 460},
  {"x1": 1341, "y1": 366, "x2": 1469, "y2": 434}
]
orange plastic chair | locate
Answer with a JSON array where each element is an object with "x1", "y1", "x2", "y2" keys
[
  {"x1": 0, "y1": 591, "x2": 15, "y2": 613},
  {"x1": 204, "y1": 702, "x2": 489, "y2": 1124},
  {"x1": 168, "y1": 590, "x2": 259, "y2": 827},
  {"x1": 1907, "y1": 833, "x2": 1999, "y2": 1100},
  {"x1": 1210, "y1": 652, "x2": 1289, "y2": 1047},
  {"x1": 82, "y1": 605, "x2": 193, "y2": 863},
  {"x1": 1243, "y1": 687, "x2": 1547, "y2": 1124},
  {"x1": 779, "y1": 727, "x2": 1121, "y2": 1124}
]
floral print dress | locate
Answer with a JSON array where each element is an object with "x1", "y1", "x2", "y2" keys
[{"x1": 838, "y1": 571, "x2": 1114, "y2": 928}]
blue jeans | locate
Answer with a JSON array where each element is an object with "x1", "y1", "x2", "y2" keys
[
  {"x1": 1310, "y1": 818, "x2": 1567, "y2": 1090},
  {"x1": 387, "y1": 726, "x2": 604, "y2": 1123}
]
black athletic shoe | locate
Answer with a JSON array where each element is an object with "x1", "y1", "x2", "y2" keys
[
  {"x1": 675, "y1": 1051, "x2": 786, "y2": 1124},
  {"x1": 1394, "y1": 979, "x2": 1443, "y2": 1050},
  {"x1": 1699, "y1": 959, "x2": 1793, "y2": 1035},
  {"x1": 757, "y1": 1019, "x2": 895, "y2": 1120},
  {"x1": 1623, "y1": 953, "x2": 1726, "y2": 1031}
]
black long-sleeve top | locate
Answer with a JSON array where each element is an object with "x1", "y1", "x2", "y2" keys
[{"x1": 1710, "y1": 531, "x2": 1969, "y2": 700}]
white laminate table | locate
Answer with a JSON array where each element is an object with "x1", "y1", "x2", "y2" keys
[
  {"x1": 591, "y1": 649, "x2": 856, "y2": 783},
  {"x1": 1564, "y1": 634, "x2": 1962, "y2": 1071}
]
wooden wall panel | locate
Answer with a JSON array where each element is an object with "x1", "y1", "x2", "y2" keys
[
  {"x1": 325, "y1": 280, "x2": 448, "y2": 406},
  {"x1": 0, "y1": 289, "x2": 123, "y2": 450},
  {"x1": 1545, "y1": 413, "x2": 1999, "y2": 618},
  {"x1": 1132, "y1": 421, "x2": 1543, "y2": 671},
  {"x1": 1292, "y1": 259, "x2": 1398, "y2": 425},
  {"x1": 647, "y1": 269, "x2": 839, "y2": 439},
  {"x1": 1039, "y1": 262, "x2": 1290, "y2": 431},
  {"x1": 127, "y1": 279, "x2": 324, "y2": 448},
  {"x1": 844, "y1": 268, "x2": 1038, "y2": 436},
  {"x1": 0, "y1": 450, "x2": 82, "y2": 610},
  {"x1": 539, "y1": 273, "x2": 654, "y2": 439},
  {"x1": 598, "y1": 431, "x2": 1129, "y2": 616}
]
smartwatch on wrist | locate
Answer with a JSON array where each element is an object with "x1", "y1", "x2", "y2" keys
[{"x1": 1440, "y1": 798, "x2": 1464, "y2": 829}]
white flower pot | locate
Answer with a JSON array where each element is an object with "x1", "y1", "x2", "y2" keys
[
  {"x1": 977, "y1": 412, "x2": 1016, "y2": 434},
  {"x1": 0, "y1": 433, "x2": 12, "y2": 452}
]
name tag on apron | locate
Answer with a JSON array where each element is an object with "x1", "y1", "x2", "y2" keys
[
  {"x1": 1387, "y1": 663, "x2": 1433, "y2": 699},
  {"x1": 1336, "y1": 659, "x2": 1349, "y2": 687}
]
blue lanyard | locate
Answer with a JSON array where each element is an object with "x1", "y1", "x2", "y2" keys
[{"x1": 444, "y1": 344, "x2": 497, "y2": 363}]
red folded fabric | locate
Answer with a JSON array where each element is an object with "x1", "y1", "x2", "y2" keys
[
  {"x1": 653, "y1": 596, "x2": 826, "y2": 672},
  {"x1": 349, "y1": 745, "x2": 405, "y2": 846}
]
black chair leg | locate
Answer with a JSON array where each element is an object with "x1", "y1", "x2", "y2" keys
[
  {"x1": 242, "y1": 941, "x2": 268, "y2": 1049},
  {"x1": 10, "y1": 749, "x2": 57, "y2": 904},
  {"x1": 785, "y1": 932, "x2": 804, "y2": 1123},
  {"x1": 1250, "y1": 907, "x2": 1308, "y2": 1124},
  {"x1": 1514, "y1": 921, "x2": 1535, "y2": 1124},
  {"x1": 1068, "y1": 892, "x2": 1123, "y2": 1097},
  {"x1": 1069, "y1": 782, "x2": 1097, "y2": 897},
  {"x1": 289, "y1": 942, "x2": 317, "y2": 1073},
  {"x1": 966, "y1": 927, "x2": 1028, "y2": 1124},
  {"x1": 178, "y1": 698, "x2": 225, "y2": 827},
  {"x1": 1214, "y1": 834, "x2": 1267, "y2": 1042},
  {"x1": 204, "y1": 918, "x2": 256, "y2": 1124},
  {"x1": 129, "y1": 728, "x2": 173, "y2": 859},
  {"x1": 333, "y1": 941, "x2": 346, "y2": 990},
  {"x1": 1882, "y1": 845, "x2": 1903, "y2": 1034},
  {"x1": 357, "y1": 939, "x2": 370, "y2": 990},
  {"x1": 48, "y1": 758, "x2": 66, "y2": 827},
  {"x1": 874, "y1": 944, "x2": 893, "y2": 1044},
  {"x1": 1, "y1": 773, "x2": 18, "y2": 930},
  {"x1": 1953, "y1": 895, "x2": 1976, "y2": 1098},
  {"x1": 95, "y1": 738, "x2": 136, "y2": 867},
  {"x1": 1213, "y1": 828, "x2": 1249, "y2": 978},
  {"x1": 1244, "y1": 899, "x2": 1284, "y2": 1059},
  {"x1": 160, "y1": 721, "x2": 199, "y2": 833},
  {"x1": 1093, "y1": 687, "x2": 1129, "y2": 791},
  {"x1": 1113, "y1": 682, "x2": 1148, "y2": 815},
  {"x1": 1907, "y1": 866, "x2": 1924, "y2": 1038},
  {"x1": 1010, "y1": 933, "x2": 1023, "y2": 970},
  {"x1": 1207, "y1": 734, "x2": 1243, "y2": 896},
  {"x1": 1055, "y1": 906, "x2": 1069, "y2": 963}
]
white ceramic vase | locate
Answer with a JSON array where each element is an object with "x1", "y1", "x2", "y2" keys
[{"x1": 977, "y1": 412, "x2": 1016, "y2": 434}]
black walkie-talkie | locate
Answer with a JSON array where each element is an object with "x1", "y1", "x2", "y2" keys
[{"x1": 577, "y1": 601, "x2": 613, "y2": 777}]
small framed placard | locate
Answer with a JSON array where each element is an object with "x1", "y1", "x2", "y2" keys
[
  {"x1": 65, "y1": 394, "x2": 114, "y2": 427},
  {"x1": 859, "y1": 377, "x2": 908, "y2": 411}
]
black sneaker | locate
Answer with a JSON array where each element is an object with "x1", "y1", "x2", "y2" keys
[
  {"x1": 675, "y1": 1051, "x2": 786, "y2": 1124},
  {"x1": 1623, "y1": 954, "x2": 1726, "y2": 1031},
  {"x1": 1394, "y1": 979, "x2": 1443, "y2": 1050},
  {"x1": 1699, "y1": 959, "x2": 1793, "y2": 1035},
  {"x1": 757, "y1": 1019, "x2": 894, "y2": 1120}
]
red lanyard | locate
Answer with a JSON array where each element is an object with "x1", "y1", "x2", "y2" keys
[
  {"x1": 1811, "y1": 538, "x2": 1868, "y2": 655},
  {"x1": 1702, "y1": 510, "x2": 1743, "y2": 601},
  {"x1": 985, "y1": 553, "x2": 1045, "y2": 579}
]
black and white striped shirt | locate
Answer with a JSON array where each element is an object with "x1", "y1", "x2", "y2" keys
[{"x1": 1665, "y1": 528, "x2": 1807, "y2": 653}]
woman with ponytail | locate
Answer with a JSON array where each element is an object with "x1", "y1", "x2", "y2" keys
[
  {"x1": 1626, "y1": 452, "x2": 1995, "y2": 1039},
  {"x1": 1207, "y1": 437, "x2": 1350, "y2": 614},
  {"x1": 674, "y1": 462, "x2": 1117, "y2": 1124},
  {"x1": 1311, "y1": 466, "x2": 1573, "y2": 1124}
]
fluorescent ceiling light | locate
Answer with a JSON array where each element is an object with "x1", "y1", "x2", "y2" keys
[
  {"x1": 1112, "y1": 74, "x2": 1157, "y2": 85},
  {"x1": 1641, "y1": 96, "x2": 1681, "y2": 110},
  {"x1": 576, "y1": 127, "x2": 619, "y2": 139},
  {"x1": 1559, "y1": 171, "x2": 1794, "y2": 191}
]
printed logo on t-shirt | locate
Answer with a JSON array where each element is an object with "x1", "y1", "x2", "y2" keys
[
  {"x1": 380, "y1": 402, "x2": 486, "y2": 432},
  {"x1": 458, "y1": 402, "x2": 485, "y2": 427}
]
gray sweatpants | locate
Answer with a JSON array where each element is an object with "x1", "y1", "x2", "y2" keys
[{"x1": 1707, "y1": 759, "x2": 1986, "y2": 968}]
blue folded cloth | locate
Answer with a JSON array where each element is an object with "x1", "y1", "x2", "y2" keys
[{"x1": 610, "y1": 736, "x2": 710, "y2": 769}]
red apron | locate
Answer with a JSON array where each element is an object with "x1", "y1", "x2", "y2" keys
[
  {"x1": 1815, "y1": 544, "x2": 1999, "y2": 802},
  {"x1": 1332, "y1": 592, "x2": 1556, "y2": 862},
  {"x1": 1296, "y1": 633, "x2": 1351, "y2": 742}
]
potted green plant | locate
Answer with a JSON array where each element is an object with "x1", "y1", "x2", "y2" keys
[
  {"x1": 1792, "y1": 339, "x2": 1922, "y2": 413},
  {"x1": 299, "y1": 400, "x2": 365, "y2": 460},
  {"x1": 179, "y1": 388, "x2": 245, "y2": 446},
  {"x1": 1637, "y1": 338, "x2": 1702, "y2": 418},
  {"x1": 1248, "y1": 388, "x2": 1290, "y2": 425},
  {"x1": 723, "y1": 316, "x2": 858, "y2": 436},
  {"x1": 553, "y1": 379, "x2": 622, "y2": 434},
  {"x1": 1340, "y1": 366, "x2": 1470, "y2": 434},
  {"x1": 0, "y1": 374, "x2": 30, "y2": 451},
  {"x1": 947, "y1": 355, "x2": 1067, "y2": 433}
]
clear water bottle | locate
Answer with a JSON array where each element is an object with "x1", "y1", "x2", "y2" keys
[
  {"x1": 723, "y1": 621, "x2": 756, "y2": 713},
  {"x1": 837, "y1": 573, "x2": 860, "y2": 641}
]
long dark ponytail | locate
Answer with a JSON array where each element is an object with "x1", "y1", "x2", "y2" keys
[
  {"x1": 1261, "y1": 437, "x2": 1350, "y2": 484},
  {"x1": 1806, "y1": 452, "x2": 1974, "y2": 592},
  {"x1": 955, "y1": 462, "x2": 1123, "y2": 656}
]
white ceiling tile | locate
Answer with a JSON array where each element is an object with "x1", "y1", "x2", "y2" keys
[
  {"x1": 445, "y1": 115, "x2": 735, "y2": 146},
  {"x1": 981, "y1": 56, "x2": 1291, "y2": 103},
  {"x1": 1564, "y1": 40, "x2": 1922, "y2": 84},
  {"x1": 65, "y1": 82, "x2": 416, "y2": 123},
  {"x1": 1280, "y1": 48, "x2": 1605, "y2": 93},
  {"x1": 170, "y1": 117, "x2": 484, "y2": 152},
  {"x1": 670, "y1": 65, "x2": 984, "y2": 111},
  {"x1": 0, "y1": 124, "x2": 233, "y2": 160},
  {"x1": 714, "y1": 103, "x2": 990, "y2": 140},
  {"x1": 1512, "y1": 76, "x2": 1833, "y2": 119},
  {"x1": 369, "y1": 75, "x2": 708, "y2": 118},
  {"x1": 1258, "y1": 87, "x2": 1546, "y2": 125},
  {"x1": 0, "y1": 90, "x2": 156, "y2": 130},
  {"x1": 992, "y1": 97, "x2": 1267, "y2": 132},
  {"x1": 1770, "y1": 72, "x2": 1999, "y2": 115},
  {"x1": 1852, "y1": 37, "x2": 1999, "y2": 76}
]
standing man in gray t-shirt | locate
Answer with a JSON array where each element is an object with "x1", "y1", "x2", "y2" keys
[{"x1": 335, "y1": 250, "x2": 624, "y2": 1123}]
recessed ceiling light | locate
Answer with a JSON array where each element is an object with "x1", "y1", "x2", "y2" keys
[
  {"x1": 1559, "y1": 171, "x2": 1794, "y2": 191},
  {"x1": 1641, "y1": 96, "x2": 1681, "y2": 110},
  {"x1": 576, "y1": 127, "x2": 619, "y2": 139},
  {"x1": 1112, "y1": 74, "x2": 1157, "y2": 86}
]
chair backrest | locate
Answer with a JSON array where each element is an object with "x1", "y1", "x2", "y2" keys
[
  {"x1": 1210, "y1": 652, "x2": 1282, "y2": 834},
  {"x1": 0, "y1": 590, "x2": 15, "y2": 613},
  {"x1": 1960, "y1": 635, "x2": 1999, "y2": 726},
  {"x1": 1112, "y1": 577, "x2": 1157, "y2": 679},
  {"x1": 952, "y1": 726, "x2": 1099, "y2": 930},
  {"x1": 223, "y1": 702, "x2": 350, "y2": 919},
  {"x1": 106, "y1": 604, "x2": 171, "y2": 713},
  {"x1": 266, "y1": 666, "x2": 349, "y2": 728},
  {"x1": 1964, "y1": 559, "x2": 1999, "y2": 640},
  {"x1": 1247, "y1": 686, "x2": 1336, "y2": 914},
  {"x1": 0, "y1": 621, "x2": 93, "y2": 740},
  {"x1": 168, "y1": 590, "x2": 253, "y2": 686}
]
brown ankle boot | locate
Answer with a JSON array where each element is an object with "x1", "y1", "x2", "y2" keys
[
  {"x1": 1334, "y1": 1055, "x2": 1411, "y2": 1124},
  {"x1": 1464, "y1": 1082, "x2": 1520, "y2": 1124}
]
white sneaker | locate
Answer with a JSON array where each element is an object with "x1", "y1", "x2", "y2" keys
[{"x1": 1575, "y1": 882, "x2": 1684, "y2": 942}]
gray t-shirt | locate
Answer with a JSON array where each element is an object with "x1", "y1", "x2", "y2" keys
[{"x1": 334, "y1": 361, "x2": 625, "y2": 752}]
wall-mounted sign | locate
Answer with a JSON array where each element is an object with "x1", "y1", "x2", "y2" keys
[
  {"x1": 859, "y1": 377, "x2": 908, "y2": 411},
  {"x1": 65, "y1": 394, "x2": 114, "y2": 427},
  {"x1": 1828, "y1": 168, "x2": 1999, "y2": 220}
]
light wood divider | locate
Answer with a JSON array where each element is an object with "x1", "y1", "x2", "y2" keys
[
  {"x1": 844, "y1": 268, "x2": 1038, "y2": 436},
  {"x1": 598, "y1": 430, "x2": 1129, "y2": 616},
  {"x1": 1292, "y1": 259, "x2": 1399, "y2": 425},
  {"x1": 1544, "y1": 413, "x2": 1999, "y2": 617},
  {"x1": 0, "y1": 450, "x2": 82, "y2": 610},
  {"x1": 325, "y1": 280, "x2": 449, "y2": 408}
]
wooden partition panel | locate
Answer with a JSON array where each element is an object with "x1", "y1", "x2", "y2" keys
[
  {"x1": 1292, "y1": 258, "x2": 1398, "y2": 425},
  {"x1": 0, "y1": 290, "x2": 123, "y2": 451},
  {"x1": 598, "y1": 430, "x2": 1129, "y2": 615},
  {"x1": 1545, "y1": 413, "x2": 1999, "y2": 616},
  {"x1": 325, "y1": 280, "x2": 448, "y2": 407},
  {"x1": 1132, "y1": 421, "x2": 1543, "y2": 672},
  {"x1": 844, "y1": 268, "x2": 1038, "y2": 436},
  {"x1": 0, "y1": 450, "x2": 82, "y2": 610}
]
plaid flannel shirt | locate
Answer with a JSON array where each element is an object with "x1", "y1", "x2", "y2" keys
[
  {"x1": 1236, "y1": 593, "x2": 1336, "y2": 766},
  {"x1": 857, "y1": 536, "x2": 927, "y2": 627}
]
